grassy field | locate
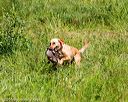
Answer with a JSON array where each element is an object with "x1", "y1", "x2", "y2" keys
[{"x1": 0, "y1": 0, "x2": 128, "y2": 101}]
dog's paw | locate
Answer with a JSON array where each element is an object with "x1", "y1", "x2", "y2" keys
[{"x1": 58, "y1": 59, "x2": 63, "y2": 65}]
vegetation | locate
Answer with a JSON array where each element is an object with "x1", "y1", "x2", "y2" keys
[{"x1": 0, "y1": 0, "x2": 128, "y2": 101}]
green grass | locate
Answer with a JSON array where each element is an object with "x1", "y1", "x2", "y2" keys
[{"x1": 0, "y1": 0, "x2": 128, "y2": 101}]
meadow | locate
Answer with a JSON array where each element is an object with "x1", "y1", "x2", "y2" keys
[{"x1": 0, "y1": 0, "x2": 128, "y2": 101}]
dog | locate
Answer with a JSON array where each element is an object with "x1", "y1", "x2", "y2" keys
[{"x1": 49, "y1": 38, "x2": 89, "y2": 65}]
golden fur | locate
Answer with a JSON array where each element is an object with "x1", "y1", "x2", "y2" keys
[{"x1": 49, "y1": 38, "x2": 89, "y2": 65}]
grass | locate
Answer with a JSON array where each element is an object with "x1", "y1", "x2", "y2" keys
[{"x1": 0, "y1": 0, "x2": 128, "y2": 101}]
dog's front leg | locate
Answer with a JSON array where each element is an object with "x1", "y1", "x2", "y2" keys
[{"x1": 58, "y1": 56, "x2": 71, "y2": 65}]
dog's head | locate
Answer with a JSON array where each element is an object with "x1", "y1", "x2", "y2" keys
[{"x1": 49, "y1": 38, "x2": 64, "y2": 50}]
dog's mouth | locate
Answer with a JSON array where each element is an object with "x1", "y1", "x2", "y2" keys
[
  {"x1": 48, "y1": 47, "x2": 53, "y2": 50},
  {"x1": 54, "y1": 46, "x2": 59, "y2": 51},
  {"x1": 48, "y1": 46, "x2": 59, "y2": 51}
]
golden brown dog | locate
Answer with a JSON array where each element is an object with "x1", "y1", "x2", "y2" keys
[{"x1": 49, "y1": 38, "x2": 89, "y2": 65}]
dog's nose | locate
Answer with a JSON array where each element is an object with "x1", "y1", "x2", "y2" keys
[{"x1": 49, "y1": 45, "x2": 54, "y2": 49}]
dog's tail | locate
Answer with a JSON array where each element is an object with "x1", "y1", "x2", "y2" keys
[{"x1": 79, "y1": 40, "x2": 89, "y2": 54}]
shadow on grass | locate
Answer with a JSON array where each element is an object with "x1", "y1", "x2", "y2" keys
[{"x1": 40, "y1": 60, "x2": 75, "y2": 74}]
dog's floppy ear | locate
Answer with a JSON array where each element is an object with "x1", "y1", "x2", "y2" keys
[{"x1": 58, "y1": 39, "x2": 64, "y2": 45}]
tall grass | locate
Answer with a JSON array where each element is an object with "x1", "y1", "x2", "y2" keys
[{"x1": 0, "y1": 0, "x2": 128, "y2": 101}]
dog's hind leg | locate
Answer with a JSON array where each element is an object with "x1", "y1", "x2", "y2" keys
[{"x1": 74, "y1": 53, "x2": 81, "y2": 65}]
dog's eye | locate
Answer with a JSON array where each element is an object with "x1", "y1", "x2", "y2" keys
[
  {"x1": 50, "y1": 43, "x2": 51, "y2": 45},
  {"x1": 53, "y1": 42, "x2": 55, "y2": 45}
]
